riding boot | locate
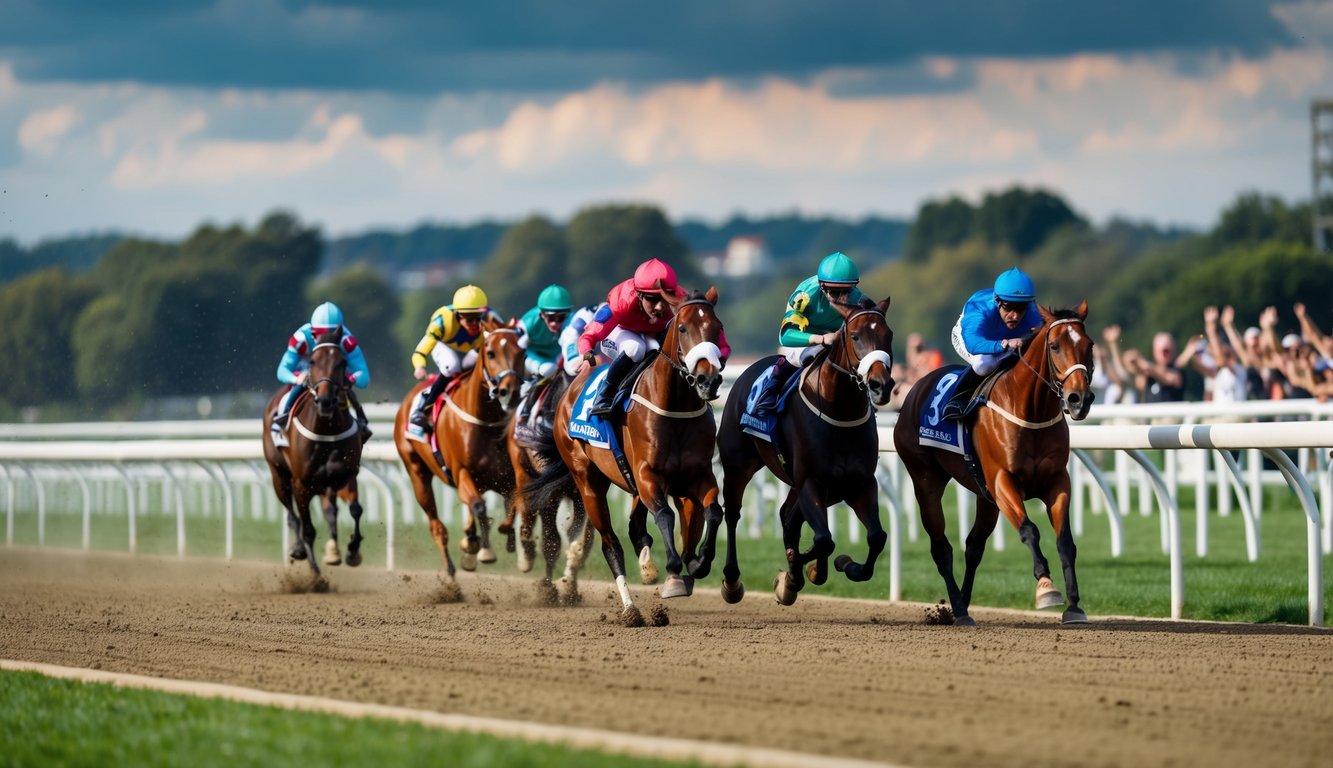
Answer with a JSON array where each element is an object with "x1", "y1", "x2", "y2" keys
[
  {"x1": 270, "y1": 409, "x2": 290, "y2": 448},
  {"x1": 350, "y1": 393, "x2": 373, "y2": 443},
  {"x1": 410, "y1": 374, "x2": 451, "y2": 434},
  {"x1": 941, "y1": 367, "x2": 983, "y2": 421},
  {"x1": 589, "y1": 352, "x2": 635, "y2": 417},
  {"x1": 751, "y1": 358, "x2": 790, "y2": 418}
]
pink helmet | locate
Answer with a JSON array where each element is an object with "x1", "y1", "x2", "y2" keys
[{"x1": 632, "y1": 258, "x2": 678, "y2": 294}]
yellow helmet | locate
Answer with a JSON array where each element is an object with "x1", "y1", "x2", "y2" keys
[{"x1": 452, "y1": 285, "x2": 488, "y2": 312}]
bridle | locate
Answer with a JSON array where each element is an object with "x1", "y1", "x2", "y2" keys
[
  {"x1": 478, "y1": 328, "x2": 523, "y2": 401},
  {"x1": 1015, "y1": 317, "x2": 1090, "y2": 413},
  {"x1": 306, "y1": 341, "x2": 350, "y2": 399},
  {"x1": 824, "y1": 308, "x2": 893, "y2": 394},
  {"x1": 664, "y1": 298, "x2": 723, "y2": 389}
]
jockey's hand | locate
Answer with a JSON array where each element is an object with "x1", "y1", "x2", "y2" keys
[
  {"x1": 1002, "y1": 337, "x2": 1022, "y2": 351},
  {"x1": 293, "y1": 371, "x2": 307, "y2": 385},
  {"x1": 413, "y1": 365, "x2": 428, "y2": 380}
]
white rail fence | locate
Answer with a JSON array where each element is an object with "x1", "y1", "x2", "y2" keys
[{"x1": 1, "y1": 402, "x2": 1331, "y2": 625}]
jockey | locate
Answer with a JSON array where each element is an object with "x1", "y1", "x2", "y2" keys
[
  {"x1": 940, "y1": 266, "x2": 1043, "y2": 420},
  {"x1": 576, "y1": 258, "x2": 730, "y2": 416},
  {"x1": 559, "y1": 302, "x2": 608, "y2": 377},
  {"x1": 407, "y1": 284, "x2": 504, "y2": 438},
  {"x1": 517, "y1": 284, "x2": 574, "y2": 380},
  {"x1": 270, "y1": 301, "x2": 372, "y2": 448},
  {"x1": 749, "y1": 251, "x2": 866, "y2": 420}
]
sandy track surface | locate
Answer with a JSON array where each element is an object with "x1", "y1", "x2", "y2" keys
[{"x1": 1, "y1": 548, "x2": 1330, "y2": 768}]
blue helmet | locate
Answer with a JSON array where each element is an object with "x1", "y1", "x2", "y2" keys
[
  {"x1": 993, "y1": 267, "x2": 1035, "y2": 303},
  {"x1": 310, "y1": 302, "x2": 344, "y2": 332}
]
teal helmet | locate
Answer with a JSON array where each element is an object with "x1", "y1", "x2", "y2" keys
[
  {"x1": 537, "y1": 284, "x2": 573, "y2": 312},
  {"x1": 310, "y1": 301, "x2": 344, "y2": 332},
  {"x1": 816, "y1": 252, "x2": 859, "y2": 285},
  {"x1": 993, "y1": 267, "x2": 1036, "y2": 303}
]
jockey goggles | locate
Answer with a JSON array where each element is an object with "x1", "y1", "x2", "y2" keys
[
  {"x1": 637, "y1": 291, "x2": 666, "y2": 304},
  {"x1": 995, "y1": 298, "x2": 1029, "y2": 313},
  {"x1": 540, "y1": 310, "x2": 569, "y2": 323}
]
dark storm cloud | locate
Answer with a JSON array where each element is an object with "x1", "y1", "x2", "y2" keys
[{"x1": 0, "y1": 0, "x2": 1299, "y2": 93}]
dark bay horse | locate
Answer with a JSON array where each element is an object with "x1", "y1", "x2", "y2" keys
[
  {"x1": 393, "y1": 320, "x2": 525, "y2": 582},
  {"x1": 893, "y1": 302, "x2": 1094, "y2": 626},
  {"x1": 717, "y1": 297, "x2": 894, "y2": 606},
  {"x1": 262, "y1": 326, "x2": 365, "y2": 576},
  {"x1": 505, "y1": 372, "x2": 595, "y2": 604},
  {"x1": 524, "y1": 288, "x2": 727, "y2": 626}
]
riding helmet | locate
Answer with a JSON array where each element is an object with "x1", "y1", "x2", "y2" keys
[
  {"x1": 816, "y1": 252, "x2": 859, "y2": 285},
  {"x1": 993, "y1": 267, "x2": 1036, "y2": 303},
  {"x1": 310, "y1": 302, "x2": 344, "y2": 331},
  {"x1": 537, "y1": 284, "x2": 574, "y2": 312},
  {"x1": 453, "y1": 285, "x2": 488, "y2": 311},
  {"x1": 632, "y1": 258, "x2": 678, "y2": 294}
]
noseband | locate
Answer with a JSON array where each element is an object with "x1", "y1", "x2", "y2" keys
[
  {"x1": 1016, "y1": 317, "x2": 1089, "y2": 413},
  {"x1": 307, "y1": 341, "x2": 349, "y2": 398},
  {"x1": 665, "y1": 299, "x2": 723, "y2": 389},
  {"x1": 826, "y1": 309, "x2": 893, "y2": 393}
]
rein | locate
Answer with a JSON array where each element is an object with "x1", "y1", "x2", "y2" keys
[
  {"x1": 479, "y1": 328, "x2": 523, "y2": 401},
  {"x1": 825, "y1": 309, "x2": 893, "y2": 393},
  {"x1": 1008, "y1": 316, "x2": 1089, "y2": 421},
  {"x1": 663, "y1": 299, "x2": 723, "y2": 389},
  {"x1": 293, "y1": 341, "x2": 357, "y2": 442}
]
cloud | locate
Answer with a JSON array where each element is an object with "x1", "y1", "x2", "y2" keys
[{"x1": 17, "y1": 103, "x2": 79, "y2": 155}]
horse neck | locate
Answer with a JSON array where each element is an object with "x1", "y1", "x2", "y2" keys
[
  {"x1": 996, "y1": 330, "x2": 1062, "y2": 421},
  {"x1": 805, "y1": 333, "x2": 868, "y2": 420},
  {"x1": 455, "y1": 363, "x2": 500, "y2": 417},
  {"x1": 641, "y1": 349, "x2": 702, "y2": 411},
  {"x1": 297, "y1": 385, "x2": 352, "y2": 432}
]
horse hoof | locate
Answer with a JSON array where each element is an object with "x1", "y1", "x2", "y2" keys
[
  {"x1": 288, "y1": 548, "x2": 308, "y2": 562},
  {"x1": 478, "y1": 547, "x2": 497, "y2": 564},
  {"x1": 954, "y1": 615, "x2": 977, "y2": 627},
  {"x1": 460, "y1": 552, "x2": 477, "y2": 572},
  {"x1": 344, "y1": 550, "x2": 362, "y2": 568},
  {"x1": 1062, "y1": 607, "x2": 1090, "y2": 624},
  {"x1": 517, "y1": 551, "x2": 533, "y2": 573},
  {"x1": 620, "y1": 605, "x2": 646, "y2": 628},
  {"x1": 323, "y1": 540, "x2": 341, "y2": 566},
  {"x1": 721, "y1": 579, "x2": 745, "y2": 604},
  {"x1": 505, "y1": 529, "x2": 516, "y2": 553},
  {"x1": 535, "y1": 580, "x2": 559, "y2": 606},
  {"x1": 638, "y1": 546, "x2": 659, "y2": 585},
  {"x1": 1036, "y1": 589, "x2": 1065, "y2": 610},
  {"x1": 773, "y1": 572, "x2": 798, "y2": 606},
  {"x1": 833, "y1": 554, "x2": 853, "y2": 573},
  {"x1": 660, "y1": 575, "x2": 690, "y2": 599},
  {"x1": 806, "y1": 562, "x2": 828, "y2": 586}
]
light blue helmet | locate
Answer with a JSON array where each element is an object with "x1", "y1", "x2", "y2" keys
[
  {"x1": 310, "y1": 302, "x2": 344, "y2": 332},
  {"x1": 816, "y1": 252, "x2": 859, "y2": 285},
  {"x1": 993, "y1": 267, "x2": 1035, "y2": 303}
]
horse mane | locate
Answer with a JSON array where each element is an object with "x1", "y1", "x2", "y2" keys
[
  {"x1": 682, "y1": 289, "x2": 709, "y2": 303},
  {"x1": 1019, "y1": 307, "x2": 1081, "y2": 352},
  {"x1": 314, "y1": 325, "x2": 343, "y2": 345}
]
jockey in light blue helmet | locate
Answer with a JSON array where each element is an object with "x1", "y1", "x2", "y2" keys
[
  {"x1": 270, "y1": 301, "x2": 373, "y2": 447},
  {"x1": 941, "y1": 266, "x2": 1042, "y2": 420}
]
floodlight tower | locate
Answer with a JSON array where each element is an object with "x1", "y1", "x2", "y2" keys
[{"x1": 1314, "y1": 100, "x2": 1333, "y2": 252}]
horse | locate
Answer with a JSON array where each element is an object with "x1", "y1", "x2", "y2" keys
[
  {"x1": 523, "y1": 288, "x2": 728, "y2": 626},
  {"x1": 393, "y1": 319, "x2": 526, "y2": 582},
  {"x1": 262, "y1": 326, "x2": 366, "y2": 577},
  {"x1": 505, "y1": 371, "x2": 595, "y2": 605},
  {"x1": 717, "y1": 297, "x2": 895, "y2": 606},
  {"x1": 892, "y1": 302, "x2": 1094, "y2": 626}
]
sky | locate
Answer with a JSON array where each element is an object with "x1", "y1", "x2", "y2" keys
[{"x1": 2, "y1": 0, "x2": 1333, "y2": 244}]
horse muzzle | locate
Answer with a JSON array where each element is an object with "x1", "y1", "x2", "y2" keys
[
  {"x1": 867, "y1": 376, "x2": 895, "y2": 408},
  {"x1": 694, "y1": 371, "x2": 723, "y2": 402},
  {"x1": 1065, "y1": 389, "x2": 1093, "y2": 421}
]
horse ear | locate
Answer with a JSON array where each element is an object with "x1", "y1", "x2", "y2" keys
[
  {"x1": 1038, "y1": 304, "x2": 1054, "y2": 323},
  {"x1": 705, "y1": 286, "x2": 719, "y2": 305},
  {"x1": 876, "y1": 296, "x2": 891, "y2": 314},
  {"x1": 1076, "y1": 299, "x2": 1089, "y2": 320}
]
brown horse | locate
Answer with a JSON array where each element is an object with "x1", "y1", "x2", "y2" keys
[
  {"x1": 893, "y1": 302, "x2": 1094, "y2": 626},
  {"x1": 505, "y1": 372, "x2": 595, "y2": 604},
  {"x1": 523, "y1": 288, "x2": 727, "y2": 626},
  {"x1": 717, "y1": 297, "x2": 894, "y2": 606},
  {"x1": 393, "y1": 320, "x2": 525, "y2": 582},
  {"x1": 262, "y1": 327, "x2": 365, "y2": 577}
]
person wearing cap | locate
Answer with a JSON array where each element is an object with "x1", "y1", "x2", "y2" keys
[
  {"x1": 576, "y1": 257, "x2": 730, "y2": 417},
  {"x1": 940, "y1": 266, "x2": 1044, "y2": 419},
  {"x1": 517, "y1": 284, "x2": 575, "y2": 380},
  {"x1": 748, "y1": 251, "x2": 867, "y2": 422},
  {"x1": 271, "y1": 301, "x2": 373, "y2": 447},
  {"x1": 407, "y1": 284, "x2": 504, "y2": 438}
]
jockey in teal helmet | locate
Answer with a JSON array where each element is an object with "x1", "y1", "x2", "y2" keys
[
  {"x1": 940, "y1": 266, "x2": 1042, "y2": 420},
  {"x1": 270, "y1": 301, "x2": 373, "y2": 447},
  {"x1": 746, "y1": 252, "x2": 867, "y2": 425},
  {"x1": 517, "y1": 284, "x2": 574, "y2": 379}
]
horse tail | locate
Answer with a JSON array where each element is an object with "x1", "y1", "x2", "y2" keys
[{"x1": 522, "y1": 443, "x2": 575, "y2": 514}]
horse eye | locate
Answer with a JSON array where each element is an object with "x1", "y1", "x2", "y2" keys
[
  {"x1": 487, "y1": 350, "x2": 495, "y2": 359},
  {"x1": 851, "y1": 333, "x2": 860, "y2": 342}
]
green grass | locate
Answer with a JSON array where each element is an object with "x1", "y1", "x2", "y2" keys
[
  {"x1": 0, "y1": 670, "x2": 702, "y2": 768},
  {"x1": 9, "y1": 480, "x2": 1330, "y2": 624}
]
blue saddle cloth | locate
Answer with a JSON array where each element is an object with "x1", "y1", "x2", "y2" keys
[
  {"x1": 739, "y1": 363, "x2": 802, "y2": 443},
  {"x1": 566, "y1": 364, "x2": 638, "y2": 492},
  {"x1": 918, "y1": 368, "x2": 973, "y2": 456}
]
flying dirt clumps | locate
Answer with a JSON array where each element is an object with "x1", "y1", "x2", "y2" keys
[
  {"x1": 277, "y1": 569, "x2": 331, "y2": 594},
  {"x1": 649, "y1": 605, "x2": 670, "y2": 627},
  {"x1": 924, "y1": 600, "x2": 954, "y2": 625}
]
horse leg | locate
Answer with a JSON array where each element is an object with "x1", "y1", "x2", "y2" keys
[
  {"x1": 773, "y1": 486, "x2": 807, "y2": 605},
  {"x1": 796, "y1": 485, "x2": 835, "y2": 586},
  {"x1": 957, "y1": 497, "x2": 1000, "y2": 619},
  {"x1": 407, "y1": 456, "x2": 456, "y2": 579},
  {"x1": 579, "y1": 475, "x2": 645, "y2": 626},
  {"x1": 639, "y1": 477, "x2": 688, "y2": 599},
  {"x1": 291, "y1": 482, "x2": 320, "y2": 577},
  {"x1": 320, "y1": 489, "x2": 342, "y2": 566},
  {"x1": 992, "y1": 471, "x2": 1061, "y2": 610},
  {"x1": 344, "y1": 482, "x2": 364, "y2": 568},
  {"x1": 833, "y1": 478, "x2": 885, "y2": 582},
  {"x1": 913, "y1": 472, "x2": 969, "y2": 625},
  {"x1": 682, "y1": 474, "x2": 722, "y2": 582},
  {"x1": 626, "y1": 499, "x2": 657, "y2": 585},
  {"x1": 559, "y1": 498, "x2": 592, "y2": 603},
  {"x1": 512, "y1": 477, "x2": 536, "y2": 573},
  {"x1": 454, "y1": 472, "x2": 488, "y2": 570},
  {"x1": 1043, "y1": 473, "x2": 1086, "y2": 624},
  {"x1": 717, "y1": 451, "x2": 759, "y2": 604},
  {"x1": 269, "y1": 470, "x2": 304, "y2": 563}
]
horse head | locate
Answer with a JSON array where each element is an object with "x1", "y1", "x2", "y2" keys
[
  {"x1": 479, "y1": 320, "x2": 526, "y2": 412},
  {"x1": 1036, "y1": 301, "x2": 1094, "y2": 420},
  {"x1": 665, "y1": 287, "x2": 726, "y2": 402},
  {"x1": 309, "y1": 325, "x2": 349, "y2": 419},
  {"x1": 832, "y1": 297, "x2": 896, "y2": 407}
]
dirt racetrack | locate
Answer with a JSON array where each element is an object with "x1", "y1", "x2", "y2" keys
[{"x1": 1, "y1": 548, "x2": 1330, "y2": 768}]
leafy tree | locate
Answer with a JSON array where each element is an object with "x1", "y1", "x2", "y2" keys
[
  {"x1": 974, "y1": 187, "x2": 1085, "y2": 255},
  {"x1": 71, "y1": 294, "x2": 143, "y2": 401},
  {"x1": 1211, "y1": 191, "x2": 1310, "y2": 249},
  {"x1": 0, "y1": 269, "x2": 98, "y2": 406},
  {"x1": 903, "y1": 196, "x2": 973, "y2": 263},
  {"x1": 87, "y1": 239, "x2": 178, "y2": 294},
  {"x1": 565, "y1": 204, "x2": 702, "y2": 295},
  {"x1": 307, "y1": 264, "x2": 402, "y2": 398},
  {"x1": 471, "y1": 216, "x2": 569, "y2": 316}
]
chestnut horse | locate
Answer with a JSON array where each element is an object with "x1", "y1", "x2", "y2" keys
[
  {"x1": 524, "y1": 288, "x2": 727, "y2": 626},
  {"x1": 505, "y1": 372, "x2": 595, "y2": 605},
  {"x1": 893, "y1": 302, "x2": 1094, "y2": 626},
  {"x1": 262, "y1": 327, "x2": 365, "y2": 576},
  {"x1": 717, "y1": 297, "x2": 894, "y2": 606},
  {"x1": 393, "y1": 320, "x2": 525, "y2": 582}
]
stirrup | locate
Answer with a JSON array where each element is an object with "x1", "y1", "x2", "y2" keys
[{"x1": 270, "y1": 426, "x2": 289, "y2": 448}]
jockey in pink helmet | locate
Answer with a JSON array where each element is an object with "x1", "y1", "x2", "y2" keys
[{"x1": 577, "y1": 258, "x2": 730, "y2": 416}]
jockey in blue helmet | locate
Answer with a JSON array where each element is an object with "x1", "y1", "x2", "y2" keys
[
  {"x1": 940, "y1": 266, "x2": 1042, "y2": 420},
  {"x1": 270, "y1": 301, "x2": 373, "y2": 447}
]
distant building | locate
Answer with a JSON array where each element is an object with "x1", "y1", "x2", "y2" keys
[
  {"x1": 701, "y1": 235, "x2": 770, "y2": 277},
  {"x1": 396, "y1": 259, "x2": 477, "y2": 292}
]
